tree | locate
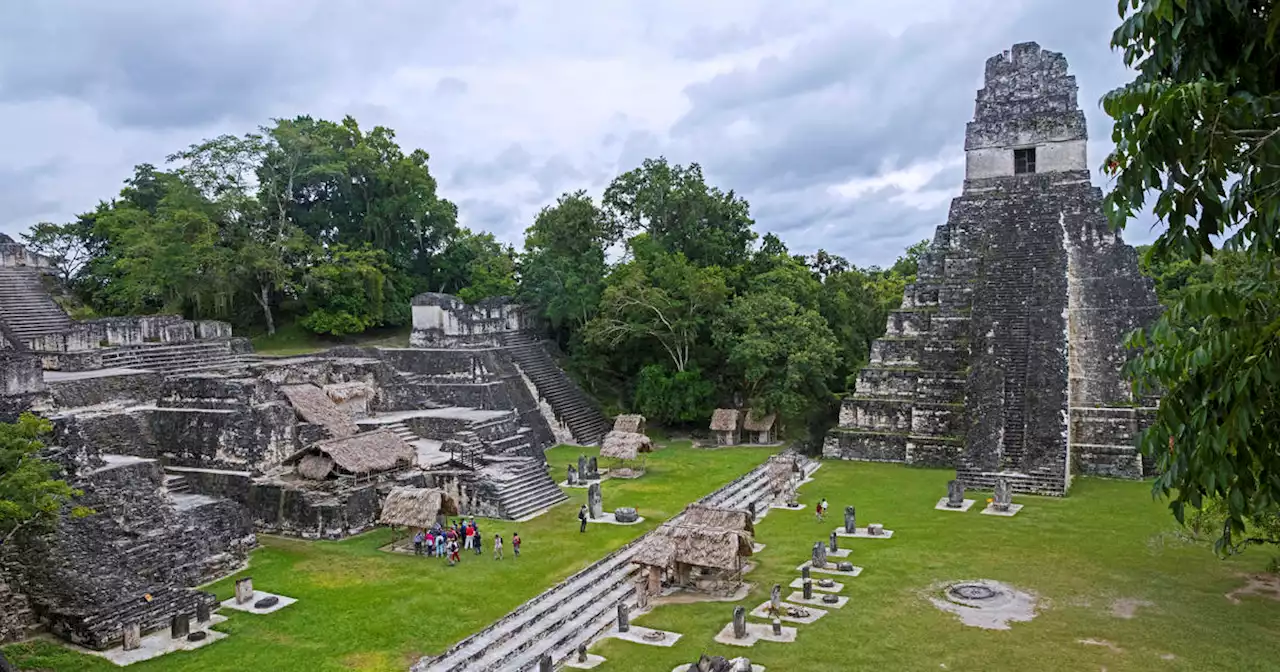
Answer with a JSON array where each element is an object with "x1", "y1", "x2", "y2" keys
[
  {"x1": 583, "y1": 238, "x2": 728, "y2": 373},
  {"x1": 1104, "y1": 0, "x2": 1280, "y2": 551},
  {"x1": 519, "y1": 191, "x2": 617, "y2": 336},
  {"x1": 715, "y1": 291, "x2": 840, "y2": 420},
  {"x1": 632, "y1": 364, "x2": 716, "y2": 425},
  {"x1": 0, "y1": 414, "x2": 87, "y2": 547},
  {"x1": 298, "y1": 246, "x2": 402, "y2": 336},
  {"x1": 603, "y1": 157, "x2": 757, "y2": 268},
  {"x1": 21, "y1": 221, "x2": 92, "y2": 283}
]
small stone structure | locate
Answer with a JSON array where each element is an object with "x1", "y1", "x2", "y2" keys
[
  {"x1": 824, "y1": 42, "x2": 1161, "y2": 495},
  {"x1": 710, "y1": 409, "x2": 741, "y2": 446}
]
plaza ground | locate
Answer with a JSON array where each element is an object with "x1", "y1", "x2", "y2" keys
[{"x1": 6, "y1": 444, "x2": 1279, "y2": 671}]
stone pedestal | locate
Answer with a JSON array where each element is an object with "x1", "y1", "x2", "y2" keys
[
  {"x1": 122, "y1": 622, "x2": 141, "y2": 651},
  {"x1": 235, "y1": 577, "x2": 253, "y2": 604},
  {"x1": 170, "y1": 614, "x2": 190, "y2": 639}
]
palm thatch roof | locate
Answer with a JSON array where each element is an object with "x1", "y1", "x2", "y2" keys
[
  {"x1": 286, "y1": 428, "x2": 415, "y2": 478},
  {"x1": 742, "y1": 410, "x2": 776, "y2": 432},
  {"x1": 612, "y1": 414, "x2": 646, "y2": 434},
  {"x1": 379, "y1": 487, "x2": 459, "y2": 528},
  {"x1": 682, "y1": 503, "x2": 755, "y2": 535},
  {"x1": 767, "y1": 455, "x2": 796, "y2": 492},
  {"x1": 281, "y1": 384, "x2": 359, "y2": 437},
  {"x1": 632, "y1": 523, "x2": 753, "y2": 571},
  {"x1": 600, "y1": 431, "x2": 653, "y2": 460},
  {"x1": 709, "y1": 409, "x2": 741, "y2": 432}
]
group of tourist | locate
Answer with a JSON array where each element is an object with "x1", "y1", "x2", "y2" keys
[
  {"x1": 411, "y1": 519, "x2": 521, "y2": 564},
  {"x1": 815, "y1": 497, "x2": 829, "y2": 521}
]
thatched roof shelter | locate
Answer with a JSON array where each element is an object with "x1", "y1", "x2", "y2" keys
[
  {"x1": 282, "y1": 384, "x2": 359, "y2": 437},
  {"x1": 613, "y1": 414, "x2": 646, "y2": 434},
  {"x1": 709, "y1": 409, "x2": 740, "y2": 432},
  {"x1": 682, "y1": 503, "x2": 754, "y2": 535},
  {"x1": 633, "y1": 523, "x2": 753, "y2": 572},
  {"x1": 600, "y1": 431, "x2": 653, "y2": 460},
  {"x1": 379, "y1": 487, "x2": 459, "y2": 528},
  {"x1": 285, "y1": 429, "x2": 415, "y2": 479},
  {"x1": 742, "y1": 410, "x2": 776, "y2": 433}
]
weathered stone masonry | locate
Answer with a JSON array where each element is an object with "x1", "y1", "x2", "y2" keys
[{"x1": 825, "y1": 42, "x2": 1160, "y2": 495}]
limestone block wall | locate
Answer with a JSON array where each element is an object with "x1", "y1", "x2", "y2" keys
[
  {"x1": 410, "y1": 293, "x2": 532, "y2": 347},
  {"x1": 15, "y1": 454, "x2": 252, "y2": 649},
  {"x1": 0, "y1": 565, "x2": 36, "y2": 644},
  {"x1": 248, "y1": 481, "x2": 382, "y2": 538}
]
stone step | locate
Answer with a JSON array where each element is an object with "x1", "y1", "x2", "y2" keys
[{"x1": 424, "y1": 547, "x2": 641, "y2": 671}]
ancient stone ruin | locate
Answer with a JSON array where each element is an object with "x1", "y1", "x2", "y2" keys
[
  {"x1": 825, "y1": 42, "x2": 1161, "y2": 495},
  {"x1": 0, "y1": 245, "x2": 610, "y2": 651}
]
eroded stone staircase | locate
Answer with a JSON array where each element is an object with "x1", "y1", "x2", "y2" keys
[
  {"x1": 484, "y1": 457, "x2": 569, "y2": 520},
  {"x1": 498, "y1": 332, "x2": 609, "y2": 445},
  {"x1": 0, "y1": 267, "x2": 72, "y2": 344},
  {"x1": 99, "y1": 340, "x2": 245, "y2": 374},
  {"x1": 417, "y1": 451, "x2": 818, "y2": 672}
]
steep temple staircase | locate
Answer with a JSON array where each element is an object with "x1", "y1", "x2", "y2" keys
[
  {"x1": 0, "y1": 267, "x2": 72, "y2": 344},
  {"x1": 498, "y1": 332, "x2": 610, "y2": 445}
]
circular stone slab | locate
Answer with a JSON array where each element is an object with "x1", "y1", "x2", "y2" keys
[
  {"x1": 615, "y1": 507, "x2": 639, "y2": 523},
  {"x1": 254, "y1": 596, "x2": 280, "y2": 609},
  {"x1": 821, "y1": 594, "x2": 839, "y2": 604},
  {"x1": 186, "y1": 631, "x2": 208, "y2": 642},
  {"x1": 836, "y1": 561, "x2": 855, "y2": 572},
  {"x1": 943, "y1": 580, "x2": 1015, "y2": 609}
]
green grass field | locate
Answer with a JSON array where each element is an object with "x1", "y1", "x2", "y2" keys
[
  {"x1": 595, "y1": 462, "x2": 1280, "y2": 672},
  {"x1": 6, "y1": 447, "x2": 1279, "y2": 671},
  {"x1": 1, "y1": 443, "x2": 775, "y2": 672}
]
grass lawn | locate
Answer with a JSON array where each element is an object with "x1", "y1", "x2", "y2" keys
[
  {"x1": 2, "y1": 443, "x2": 779, "y2": 672},
  {"x1": 249, "y1": 323, "x2": 413, "y2": 357},
  {"x1": 594, "y1": 461, "x2": 1280, "y2": 671}
]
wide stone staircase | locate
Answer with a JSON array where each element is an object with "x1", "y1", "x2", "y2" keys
[
  {"x1": 498, "y1": 332, "x2": 610, "y2": 445},
  {"x1": 99, "y1": 340, "x2": 245, "y2": 374},
  {"x1": 483, "y1": 456, "x2": 569, "y2": 520},
  {"x1": 417, "y1": 450, "x2": 818, "y2": 672},
  {"x1": 0, "y1": 267, "x2": 72, "y2": 344}
]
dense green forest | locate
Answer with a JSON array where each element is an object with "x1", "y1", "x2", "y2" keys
[{"x1": 22, "y1": 116, "x2": 925, "y2": 429}]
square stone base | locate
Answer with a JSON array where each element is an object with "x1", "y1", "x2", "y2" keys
[
  {"x1": 673, "y1": 664, "x2": 764, "y2": 672},
  {"x1": 835, "y1": 526, "x2": 896, "y2": 539},
  {"x1": 76, "y1": 614, "x2": 228, "y2": 666},
  {"x1": 587, "y1": 511, "x2": 646, "y2": 526},
  {"x1": 566, "y1": 653, "x2": 608, "y2": 669},
  {"x1": 935, "y1": 498, "x2": 975, "y2": 512},
  {"x1": 787, "y1": 591, "x2": 848, "y2": 608},
  {"x1": 797, "y1": 560, "x2": 862, "y2": 578},
  {"x1": 752, "y1": 542, "x2": 766, "y2": 553},
  {"x1": 749, "y1": 600, "x2": 827, "y2": 624},
  {"x1": 825, "y1": 548, "x2": 851, "y2": 558},
  {"x1": 981, "y1": 503, "x2": 1023, "y2": 517},
  {"x1": 713, "y1": 621, "x2": 797, "y2": 647},
  {"x1": 220, "y1": 591, "x2": 297, "y2": 615},
  {"x1": 789, "y1": 577, "x2": 843, "y2": 593},
  {"x1": 769, "y1": 502, "x2": 806, "y2": 511},
  {"x1": 605, "y1": 625, "x2": 682, "y2": 647}
]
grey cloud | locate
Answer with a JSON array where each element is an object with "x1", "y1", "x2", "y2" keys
[
  {"x1": 0, "y1": 161, "x2": 64, "y2": 233},
  {"x1": 435, "y1": 77, "x2": 469, "y2": 96},
  {"x1": 450, "y1": 144, "x2": 534, "y2": 188}
]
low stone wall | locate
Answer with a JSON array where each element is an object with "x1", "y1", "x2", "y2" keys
[
  {"x1": 46, "y1": 370, "x2": 164, "y2": 408},
  {"x1": 422, "y1": 469, "x2": 504, "y2": 519},
  {"x1": 169, "y1": 466, "x2": 253, "y2": 504},
  {"x1": 248, "y1": 480, "x2": 382, "y2": 539}
]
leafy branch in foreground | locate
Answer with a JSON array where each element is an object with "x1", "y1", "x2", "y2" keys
[{"x1": 0, "y1": 414, "x2": 90, "y2": 548}]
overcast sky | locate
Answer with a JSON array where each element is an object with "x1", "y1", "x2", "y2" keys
[{"x1": 0, "y1": 0, "x2": 1156, "y2": 267}]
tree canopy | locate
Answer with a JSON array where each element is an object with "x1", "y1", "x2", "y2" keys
[
  {"x1": 1106, "y1": 0, "x2": 1280, "y2": 552},
  {"x1": 0, "y1": 414, "x2": 87, "y2": 547}
]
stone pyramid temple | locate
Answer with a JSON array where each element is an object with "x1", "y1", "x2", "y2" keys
[{"x1": 824, "y1": 42, "x2": 1161, "y2": 495}]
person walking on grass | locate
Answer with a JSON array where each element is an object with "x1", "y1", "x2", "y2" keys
[
  {"x1": 448, "y1": 539, "x2": 461, "y2": 565},
  {"x1": 494, "y1": 534, "x2": 504, "y2": 560},
  {"x1": 579, "y1": 504, "x2": 588, "y2": 533},
  {"x1": 512, "y1": 532, "x2": 521, "y2": 558}
]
